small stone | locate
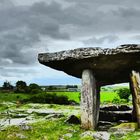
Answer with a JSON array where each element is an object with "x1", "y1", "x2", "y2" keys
[
  {"x1": 45, "y1": 114, "x2": 64, "y2": 119},
  {"x1": 11, "y1": 113, "x2": 28, "y2": 118},
  {"x1": 16, "y1": 133, "x2": 27, "y2": 139},
  {"x1": 93, "y1": 131, "x2": 110, "y2": 140},
  {"x1": 19, "y1": 123, "x2": 32, "y2": 131},
  {"x1": 63, "y1": 133, "x2": 73, "y2": 138},
  {"x1": 113, "y1": 131, "x2": 127, "y2": 138},
  {"x1": 25, "y1": 116, "x2": 34, "y2": 120},
  {"x1": 80, "y1": 131, "x2": 94, "y2": 138},
  {"x1": 65, "y1": 115, "x2": 80, "y2": 124},
  {"x1": 98, "y1": 121, "x2": 114, "y2": 126}
]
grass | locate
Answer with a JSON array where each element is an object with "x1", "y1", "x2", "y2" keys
[
  {"x1": 100, "y1": 91, "x2": 118, "y2": 103},
  {"x1": 111, "y1": 131, "x2": 140, "y2": 140},
  {"x1": 1, "y1": 117, "x2": 140, "y2": 140},
  {"x1": 0, "y1": 92, "x2": 31, "y2": 102},
  {"x1": 0, "y1": 90, "x2": 119, "y2": 104},
  {"x1": 46, "y1": 91, "x2": 80, "y2": 103},
  {"x1": 0, "y1": 89, "x2": 137, "y2": 140},
  {"x1": 0, "y1": 117, "x2": 83, "y2": 140}
]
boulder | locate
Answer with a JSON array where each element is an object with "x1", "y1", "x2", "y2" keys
[
  {"x1": 97, "y1": 121, "x2": 116, "y2": 131},
  {"x1": 38, "y1": 44, "x2": 140, "y2": 86},
  {"x1": 65, "y1": 115, "x2": 81, "y2": 124},
  {"x1": 100, "y1": 105, "x2": 132, "y2": 111},
  {"x1": 99, "y1": 110, "x2": 132, "y2": 122},
  {"x1": 109, "y1": 122, "x2": 138, "y2": 132}
]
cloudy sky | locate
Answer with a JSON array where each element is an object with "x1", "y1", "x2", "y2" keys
[{"x1": 0, "y1": 0, "x2": 140, "y2": 86}]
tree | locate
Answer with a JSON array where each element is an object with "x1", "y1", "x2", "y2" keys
[
  {"x1": 28, "y1": 83, "x2": 42, "y2": 94},
  {"x1": 15, "y1": 81, "x2": 27, "y2": 93},
  {"x1": 2, "y1": 81, "x2": 13, "y2": 90},
  {"x1": 115, "y1": 88, "x2": 131, "y2": 101}
]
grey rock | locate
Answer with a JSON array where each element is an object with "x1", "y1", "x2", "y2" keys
[
  {"x1": 112, "y1": 131, "x2": 127, "y2": 138},
  {"x1": 11, "y1": 113, "x2": 28, "y2": 118},
  {"x1": 45, "y1": 114, "x2": 64, "y2": 119},
  {"x1": 16, "y1": 133, "x2": 27, "y2": 139},
  {"x1": 19, "y1": 123, "x2": 32, "y2": 131},
  {"x1": 100, "y1": 105, "x2": 132, "y2": 111},
  {"x1": 99, "y1": 110, "x2": 132, "y2": 122},
  {"x1": 63, "y1": 133, "x2": 73, "y2": 138},
  {"x1": 80, "y1": 131, "x2": 94, "y2": 138},
  {"x1": 98, "y1": 121, "x2": 114, "y2": 126},
  {"x1": 38, "y1": 44, "x2": 140, "y2": 86},
  {"x1": 109, "y1": 122, "x2": 137, "y2": 133},
  {"x1": 93, "y1": 132, "x2": 111, "y2": 140},
  {"x1": 118, "y1": 120, "x2": 129, "y2": 123},
  {"x1": 98, "y1": 121, "x2": 116, "y2": 131},
  {"x1": 25, "y1": 115, "x2": 34, "y2": 120},
  {"x1": 65, "y1": 115, "x2": 80, "y2": 124},
  {"x1": 80, "y1": 131, "x2": 110, "y2": 140}
]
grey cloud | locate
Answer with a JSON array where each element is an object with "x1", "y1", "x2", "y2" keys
[
  {"x1": 131, "y1": 35, "x2": 140, "y2": 40},
  {"x1": 0, "y1": 67, "x2": 38, "y2": 78},
  {"x1": 112, "y1": 7, "x2": 140, "y2": 18},
  {"x1": 83, "y1": 35, "x2": 119, "y2": 45},
  {"x1": 1, "y1": 0, "x2": 140, "y2": 81},
  {"x1": 0, "y1": 1, "x2": 70, "y2": 67}
]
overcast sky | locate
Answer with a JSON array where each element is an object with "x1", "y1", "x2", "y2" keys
[{"x1": 0, "y1": 0, "x2": 140, "y2": 86}]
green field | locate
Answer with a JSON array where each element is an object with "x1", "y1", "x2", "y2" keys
[
  {"x1": 100, "y1": 91, "x2": 118, "y2": 103},
  {"x1": 0, "y1": 93, "x2": 31, "y2": 102},
  {"x1": 0, "y1": 90, "x2": 119, "y2": 104},
  {"x1": 0, "y1": 89, "x2": 136, "y2": 140}
]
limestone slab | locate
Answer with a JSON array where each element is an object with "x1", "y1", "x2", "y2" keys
[{"x1": 38, "y1": 44, "x2": 140, "y2": 86}]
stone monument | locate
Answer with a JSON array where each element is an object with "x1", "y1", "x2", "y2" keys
[{"x1": 38, "y1": 44, "x2": 140, "y2": 129}]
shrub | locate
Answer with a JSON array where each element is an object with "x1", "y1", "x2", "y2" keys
[
  {"x1": 28, "y1": 83, "x2": 42, "y2": 94},
  {"x1": 26, "y1": 92, "x2": 71, "y2": 105},
  {"x1": 112, "y1": 97, "x2": 120, "y2": 104},
  {"x1": 115, "y1": 88, "x2": 130, "y2": 102},
  {"x1": 15, "y1": 81, "x2": 27, "y2": 93}
]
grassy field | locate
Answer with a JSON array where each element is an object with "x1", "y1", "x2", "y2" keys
[
  {"x1": 0, "y1": 118, "x2": 83, "y2": 140},
  {"x1": 0, "y1": 89, "x2": 137, "y2": 140},
  {"x1": 100, "y1": 91, "x2": 118, "y2": 103},
  {"x1": 0, "y1": 101, "x2": 139, "y2": 140},
  {"x1": 0, "y1": 93, "x2": 31, "y2": 102},
  {"x1": 0, "y1": 90, "x2": 118, "y2": 104},
  {"x1": 47, "y1": 91, "x2": 80, "y2": 103},
  {"x1": 1, "y1": 118, "x2": 140, "y2": 140},
  {"x1": 0, "y1": 91, "x2": 118, "y2": 102}
]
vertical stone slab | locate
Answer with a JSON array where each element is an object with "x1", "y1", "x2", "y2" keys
[
  {"x1": 129, "y1": 80, "x2": 137, "y2": 121},
  {"x1": 130, "y1": 70, "x2": 140, "y2": 127},
  {"x1": 81, "y1": 69, "x2": 98, "y2": 129},
  {"x1": 96, "y1": 86, "x2": 100, "y2": 125}
]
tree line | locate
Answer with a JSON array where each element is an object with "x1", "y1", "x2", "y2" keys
[{"x1": 1, "y1": 80, "x2": 42, "y2": 94}]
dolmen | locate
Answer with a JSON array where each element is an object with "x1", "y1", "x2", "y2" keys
[{"x1": 38, "y1": 44, "x2": 140, "y2": 130}]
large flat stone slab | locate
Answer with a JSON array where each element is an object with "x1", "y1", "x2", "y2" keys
[{"x1": 38, "y1": 44, "x2": 140, "y2": 86}]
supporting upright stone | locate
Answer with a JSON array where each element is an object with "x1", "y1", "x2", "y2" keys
[
  {"x1": 81, "y1": 69, "x2": 99, "y2": 129},
  {"x1": 96, "y1": 86, "x2": 100, "y2": 126},
  {"x1": 130, "y1": 70, "x2": 140, "y2": 127}
]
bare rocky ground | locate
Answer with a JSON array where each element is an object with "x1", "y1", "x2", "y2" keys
[{"x1": 0, "y1": 102, "x2": 139, "y2": 140}]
